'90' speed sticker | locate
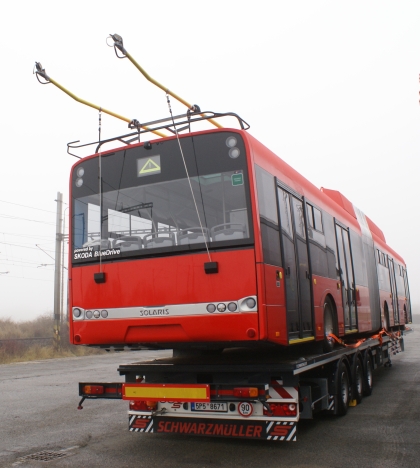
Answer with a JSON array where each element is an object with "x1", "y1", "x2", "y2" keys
[{"x1": 238, "y1": 402, "x2": 253, "y2": 417}]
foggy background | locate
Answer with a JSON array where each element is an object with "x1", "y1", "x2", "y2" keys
[{"x1": 0, "y1": 0, "x2": 419, "y2": 321}]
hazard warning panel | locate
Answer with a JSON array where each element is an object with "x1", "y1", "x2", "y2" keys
[{"x1": 137, "y1": 155, "x2": 161, "y2": 178}]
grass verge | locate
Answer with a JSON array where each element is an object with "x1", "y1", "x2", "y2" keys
[{"x1": 0, "y1": 315, "x2": 105, "y2": 364}]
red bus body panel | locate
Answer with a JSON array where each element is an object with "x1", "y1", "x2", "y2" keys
[
  {"x1": 69, "y1": 128, "x2": 410, "y2": 349},
  {"x1": 70, "y1": 248, "x2": 259, "y2": 346}
]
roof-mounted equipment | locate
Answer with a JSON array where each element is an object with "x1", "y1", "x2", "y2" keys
[
  {"x1": 107, "y1": 33, "x2": 222, "y2": 129},
  {"x1": 33, "y1": 62, "x2": 166, "y2": 138}
]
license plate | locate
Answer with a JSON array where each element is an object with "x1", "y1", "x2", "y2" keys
[{"x1": 191, "y1": 402, "x2": 228, "y2": 412}]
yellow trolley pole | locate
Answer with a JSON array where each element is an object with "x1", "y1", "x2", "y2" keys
[
  {"x1": 34, "y1": 62, "x2": 166, "y2": 138},
  {"x1": 108, "y1": 34, "x2": 223, "y2": 129}
]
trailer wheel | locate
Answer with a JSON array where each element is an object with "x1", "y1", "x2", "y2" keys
[
  {"x1": 363, "y1": 352, "x2": 374, "y2": 396},
  {"x1": 352, "y1": 356, "x2": 364, "y2": 404},
  {"x1": 323, "y1": 297, "x2": 336, "y2": 353},
  {"x1": 336, "y1": 361, "x2": 350, "y2": 416}
]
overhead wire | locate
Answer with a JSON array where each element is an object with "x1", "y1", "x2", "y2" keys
[
  {"x1": 0, "y1": 263, "x2": 54, "y2": 270},
  {"x1": 0, "y1": 274, "x2": 53, "y2": 282},
  {"x1": 0, "y1": 241, "x2": 55, "y2": 252},
  {"x1": 0, "y1": 200, "x2": 56, "y2": 214},
  {"x1": 0, "y1": 231, "x2": 56, "y2": 241},
  {"x1": 0, "y1": 214, "x2": 56, "y2": 226},
  {"x1": 0, "y1": 258, "x2": 61, "y2": 266}
]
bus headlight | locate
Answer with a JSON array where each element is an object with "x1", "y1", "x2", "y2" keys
[
  {"x1": 238, "y1": 296, "x2": 258, "y2": 311},
  {"x1": 246, "y1": 298, "x2": 256, "y2": 309}
]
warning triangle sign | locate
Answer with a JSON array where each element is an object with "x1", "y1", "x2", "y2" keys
[{"x1": 139, "y1": 158, "x2": 161, "y2": 175}]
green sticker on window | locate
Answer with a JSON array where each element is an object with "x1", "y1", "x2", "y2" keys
[{"x1": 231, "y1": 173, "x2": 244, "y2": 186}]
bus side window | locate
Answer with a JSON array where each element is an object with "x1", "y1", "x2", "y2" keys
[
  {"x1": 307, "y1": 204, "x2": 314, "y2": 229},
  {"x1": 306, "y1": 202, "x2": 327, "y2": 277},
  {"x1": 350, "y1": 229, "x2": 367, "y2": 287},
  {"x1": 307, "y1": 203, "x2": 323, "y2": 233},
  {"x1": 313, "y1": 207, "x2": 323, "y2": 232},
  {"x1": 255, "y1": 165, "x2": 282, "y2": 266},
  {"x1": 323, "y1": 210, "x2": 338, "y2": 280}
]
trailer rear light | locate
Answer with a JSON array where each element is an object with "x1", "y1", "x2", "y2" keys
[
  {"x1": 227, "y1": 302, "x2": 237, "y2": 312},
  {"x1": 233, "y1": 387, "x2": 258, "y2": 398},
  {"x1": 284, "y1": 403, "x2": 297, "y2": 416},
  {"x1": 73, "y1": 308, "x2": 82, "y2": 318},
  {"x1": 129, "y1": 400, "x2": 157, "y2": 411},
  {"x1": 93, "y1": 310, "x2": 100, "y2": 318},
  {"x1": 206, "y1": 304, "x2": 216, "y2": 313},
  {"x1": 101, "y1": 310, "x2": 108, "y2": 318},
  {"x1": 263, "y1": 403, "x2": 297, "y2": 417},
  {"x1": 129, "y1": 401, "x2": 146, "y2": 411},
  {"x1": 217, "y1": 303, "x2": 226, "y2": 312},
  {"x1": 85, "y1": 310, "x2": 93, "y2": 319},
  {"x1": 83, "y1": 385, "x2": 104, "y2": 395}
]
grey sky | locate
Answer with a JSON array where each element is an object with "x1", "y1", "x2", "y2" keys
[{"x1": 0, "y1": 1, "x2": 419, "y2": 321}]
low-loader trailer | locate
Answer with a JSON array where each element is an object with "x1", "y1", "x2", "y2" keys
[{"x1": 78, "y1": 333, "x2": 404, "y2": 441}]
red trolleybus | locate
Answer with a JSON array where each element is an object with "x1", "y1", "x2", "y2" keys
[{"x1": 69, "y1": 113, "x2": 411, "y2": 351}]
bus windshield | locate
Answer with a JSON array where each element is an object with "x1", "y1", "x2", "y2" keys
[{"x1": 72, "y1": 132, "x2": 253, "y2": 264}]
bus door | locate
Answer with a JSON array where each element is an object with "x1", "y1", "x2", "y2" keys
[
  {"x1": 277, "y1": 186, "x2": 313, "y2": 341},
  {"x1": 403, "y1": 269, "x2": 412, "y2": 323},
  {"x1": 388, "y1": 257, "x2": 399, "y2": 325},
  {"x1": 335, "y1": 222, "x2": 357, "y2": 331}
]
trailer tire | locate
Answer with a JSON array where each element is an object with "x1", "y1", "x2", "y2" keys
[
  {"x1": 363, "y1": 352, "x2": 374, "y2": 396},
  {"x1": 352, "y1": 355, "x2": 364, "y2": 404},
  {"x1": 336, "y1": 361, "x2": 350, "y2": 416},
  {"x1": 323, "y1": 297, "x2": 337, "y2": 353}
]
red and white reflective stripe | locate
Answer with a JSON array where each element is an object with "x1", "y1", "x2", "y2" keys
[
  {"x1": 129, "y1": 415, "x2": 154, "y2": 433},
  {"x1": 266, "y1": 422, "x2": 297, "y2": 441},
  {"x1": 269, "y1": 381, "x2": 298, "y2": 401}
]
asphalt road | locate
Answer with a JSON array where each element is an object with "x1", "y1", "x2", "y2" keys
[{"x1": 0, "y1": 329, "x2": 419, "y2": 468}]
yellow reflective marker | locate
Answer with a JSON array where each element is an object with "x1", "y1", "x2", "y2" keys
[
  {"x1": 288, "y1": 336, "x2": 315, "y2": 345},
  {"x1": 122, "y1": 383, "x2": 210, "y2": 402}
]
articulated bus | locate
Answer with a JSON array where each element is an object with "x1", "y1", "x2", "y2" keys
[{"x1": 69, "y1": 124, "x2": 412, "y2": 350}]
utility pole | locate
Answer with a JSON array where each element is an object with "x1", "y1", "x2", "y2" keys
[
  {"x1": 61, "y1": 207, "x2": 69, "y2": 326},
  {"x1": 54, "y1": 192, "x2": 63, "y2": 350}
]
